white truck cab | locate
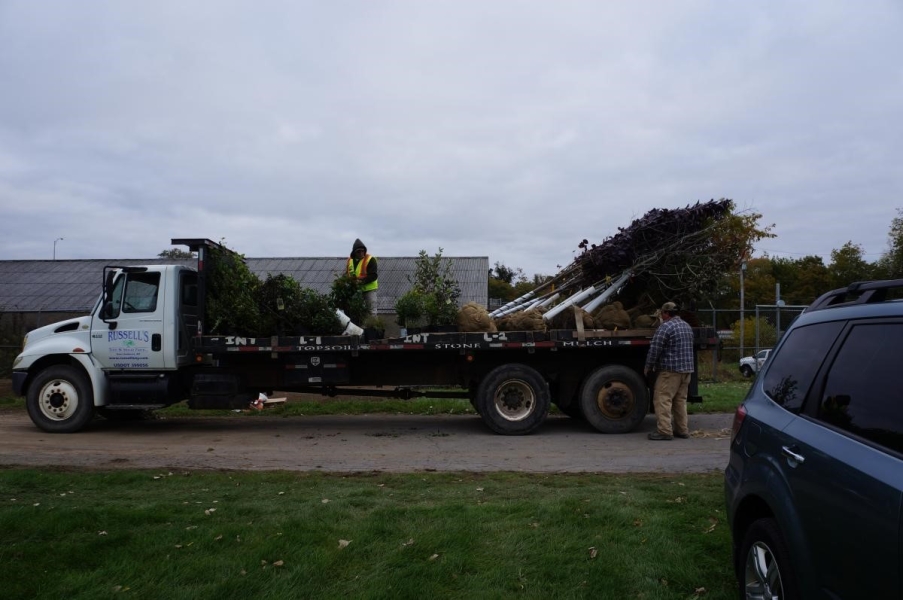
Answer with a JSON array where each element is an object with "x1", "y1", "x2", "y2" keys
[{"x1": 12, "y1": 265, "x2": 199, "y2": 432}]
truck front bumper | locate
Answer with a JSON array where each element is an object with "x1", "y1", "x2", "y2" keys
[{"x1": 12, "y1": 371, "x2": 27, "y2": 396}]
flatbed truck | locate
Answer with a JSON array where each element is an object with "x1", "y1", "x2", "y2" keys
[{"x1": 11, "y1": 239, "x2": 716, "y2": 434}]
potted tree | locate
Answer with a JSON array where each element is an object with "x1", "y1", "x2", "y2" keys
[
  {"x1": 362, "y1": 315, "x2": 387, "y2": 341},
  {"x1": 394, "y1": 288, "x2": 425, "y2": 336}
]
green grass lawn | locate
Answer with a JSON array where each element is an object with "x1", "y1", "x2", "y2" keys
[
  {"x1": 0, "y1": 469, "x2": 734, "y2": 600},
  {"x1": 0, "y1": 381, "x2": 744, "y2": 598}
]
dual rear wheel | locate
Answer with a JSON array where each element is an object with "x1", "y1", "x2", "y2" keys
[{"x1": 475, "y1": 363, "x2": 648, "y2": 435}]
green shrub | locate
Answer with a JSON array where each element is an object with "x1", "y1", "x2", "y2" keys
[
  {"x1": 331, "y1": 272, "x2": 370, "y2": 325},
  {"x1": 394, "y1": 288, "x2": 425, "y2": 327}
]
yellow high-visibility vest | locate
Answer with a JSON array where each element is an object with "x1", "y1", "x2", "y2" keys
[{"x1": 347, "y1": 255, "x2": 378, "y2": 292}]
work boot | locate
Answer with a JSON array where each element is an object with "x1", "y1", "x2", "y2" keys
[
  {"x1": 674, "y1": 432, "x2": 690, "y2": 439},
  {"x1": 648, "y1": 431, "x2": 673, "y2": 441}
]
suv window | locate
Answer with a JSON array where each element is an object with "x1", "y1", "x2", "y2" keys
[
  {"x1": 817, "y1": 322, "x2": 903, "y2": 453},
  {"x1": 763, "y1": 322, "x2": 843, "y2": 412}
]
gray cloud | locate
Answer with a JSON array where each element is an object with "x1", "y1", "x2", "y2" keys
[{"x1": 1, "y1": 0, "x2": 901, "y2": 275}]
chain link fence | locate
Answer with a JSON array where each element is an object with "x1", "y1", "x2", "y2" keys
[{"x1": 694, "y1": 305, "x2": 808, "y2": 382}]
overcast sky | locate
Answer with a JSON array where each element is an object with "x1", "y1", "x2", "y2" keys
[{"x1": 1, "y1": 1, "x2": 901, "y2": 277}]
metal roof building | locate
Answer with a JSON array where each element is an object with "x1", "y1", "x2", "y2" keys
[{"x1": 0, "y1": 256, "x2": 490, "y2": 316}]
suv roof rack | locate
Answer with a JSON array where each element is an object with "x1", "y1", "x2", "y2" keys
[{"x1": 808, "y1": 279, "x2": 903, "y2": 311}]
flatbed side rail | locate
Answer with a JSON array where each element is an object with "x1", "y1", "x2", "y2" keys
[{"x1": 188, "y1": 327, "x2": 717, "y2": 354}]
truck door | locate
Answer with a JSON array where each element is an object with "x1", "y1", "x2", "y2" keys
[{"x1": 91, "y1": 270, "x2": 167, "y2": 370}]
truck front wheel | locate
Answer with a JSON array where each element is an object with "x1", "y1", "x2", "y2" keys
[
  {"x1": 476, "y1": 364, "x2": 550, "y2": 435},
  {"x1": 578, "y1": 365, "x2": 648, "y2": 434},
  {"x1": 26, "y1": 365, "x2": 95, "y2": 433}
]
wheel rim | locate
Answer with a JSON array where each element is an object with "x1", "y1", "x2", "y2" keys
[
  {"x1": 594, "y1": 381, "x2": 635, "y2": 419},
  {"x1": 492, "y1": 379, "x2": 535, "y2": 422},
  {"x1": 744, "y1": 541, "x2": 783, "y2": 600},
  {"x1": 38, "y1": 378, "x2": 80, "y2": 421}
]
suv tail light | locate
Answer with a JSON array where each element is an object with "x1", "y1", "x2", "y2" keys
[{"x1": 731, "y1": 404, "x2": 747, "y2": 443}]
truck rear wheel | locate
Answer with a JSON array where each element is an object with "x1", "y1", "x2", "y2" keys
[
  {"x1": 476, "y1": 364, "x2": 550, "y2": 435},
  {"x1": 578, "y1": 365, "x2": 648, "y2": 434},
  {"x1": 26, "y1": 365, "x2": 95, "y2": 433}
]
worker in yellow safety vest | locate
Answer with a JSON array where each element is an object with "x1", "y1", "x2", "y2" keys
[{"x1": 347, "y1": 238, "x2": 378, "y2": 314}]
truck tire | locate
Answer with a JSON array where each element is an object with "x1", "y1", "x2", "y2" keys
[
  {"x1": 476, "y1": 364, "x2": 550, "y2": 435},
  {"x1": 26, "y1": 365, "x2": 96, "y2": 433},
  {"x1": 578, "y1": 365, "x2": 648, "y2": 434},
  {"x1": 740, "y1": 365, "x2": 754, "y2": 378}
]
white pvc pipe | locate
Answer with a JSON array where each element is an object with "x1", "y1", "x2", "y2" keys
[
  {"x1": 542, "y1": 286, "x2": 597, "y2": 321},
  {"x1": 581, "y1": 271, "x2": 632, "y2": 313},
  {"x1": 489, "y1": 290, "x2": 536, "y2": 318}
]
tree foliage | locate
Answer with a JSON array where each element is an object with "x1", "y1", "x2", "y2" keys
[
  {"x1": 206, "y1": 241, "x2": 341, "y2": 336},
  {"x1": 158, "y1": 248, "x2": 196, "y2": 259},
  {"x1": 330, "y1": 273, "x2": 370, "y2": 326},
  {"x1": 398, "y1": 249, "x2": 462, "y2": 327},
  {"x1": 488, "y1": 262, "x2": 535, "y2": 302},
  {"x1": 829, "y1": 242, "x2": 874, "y2": 288},
  {"x1": 875, "y1": 208, "x2": 903, "y2": 279},
  {"x1": 567, "y1": 199, "x2": 775, "y2": 307}
]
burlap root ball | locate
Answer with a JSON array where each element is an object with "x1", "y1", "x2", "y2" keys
[{"x1": 457, "y1": 302, "x2": 497, "y2": 332}]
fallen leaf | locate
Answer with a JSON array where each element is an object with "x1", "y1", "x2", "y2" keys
[
  {"x1": 660, "y1": 578, "x2": 668, "y2": 586},
  {"x1": 402, "y1": 538, "x2": 415, "y2": 547},
  {"x1": 321, "y1": 499, "x2": 330, "y2": 504},
  {"x1": 98, "y1": 531, "x2": 108, "y2": 536},
  {"x1": 633, "y1": 519, "x2": 643, "y2": 527},
  {"x1": 261, "y1": 560, "x2": 268, "y2": 566},
  {"x1": 428, "y1": 554, "x2": 439, "y2": 561},
  {"x1": 589, "y1": 547, "x2": 598, "y2": 559},
  {"x1": 175, "y1": 544, "x2": 183, "y2": 549},
  {"x1": 338, "y1": 539, "x2": 351, "y2": 549},
  {"x1": 476, "y1": 487, "x2": 484, "y2": 492},
  {"x1": 274, "y1": 560, "x2": 284, "y2": 567},
  {"x1": 33, "y1": 503, "x2": 39, "y2": 507},
  {"x1": 112, "y1": 586, "x2": 122, "y2": 592},
  {"x1": 240, "y1": 569, "x2": 247, "y2": 576},
  {"x1": 694, "y1": 587, "x2": 707, "y2": 595},
  {"x1": 278, "y1": 492, "x2": 285, "y2": 495},
  {"x1": 215, "y1": 535, "x2": 223, "y2": 541}
]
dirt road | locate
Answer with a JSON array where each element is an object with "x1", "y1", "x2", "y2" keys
[{"x1": 0, "y1": 411, "x2": 733, "y2": 473}]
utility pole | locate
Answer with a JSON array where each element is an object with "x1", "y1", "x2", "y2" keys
[{"x1": 739, "y1": 261, "x2": 747, "y2": 358}]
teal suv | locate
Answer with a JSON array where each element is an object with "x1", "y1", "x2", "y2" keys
[{"x1": 725, "y1": 280, "x2": 903, "y2": 599}]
